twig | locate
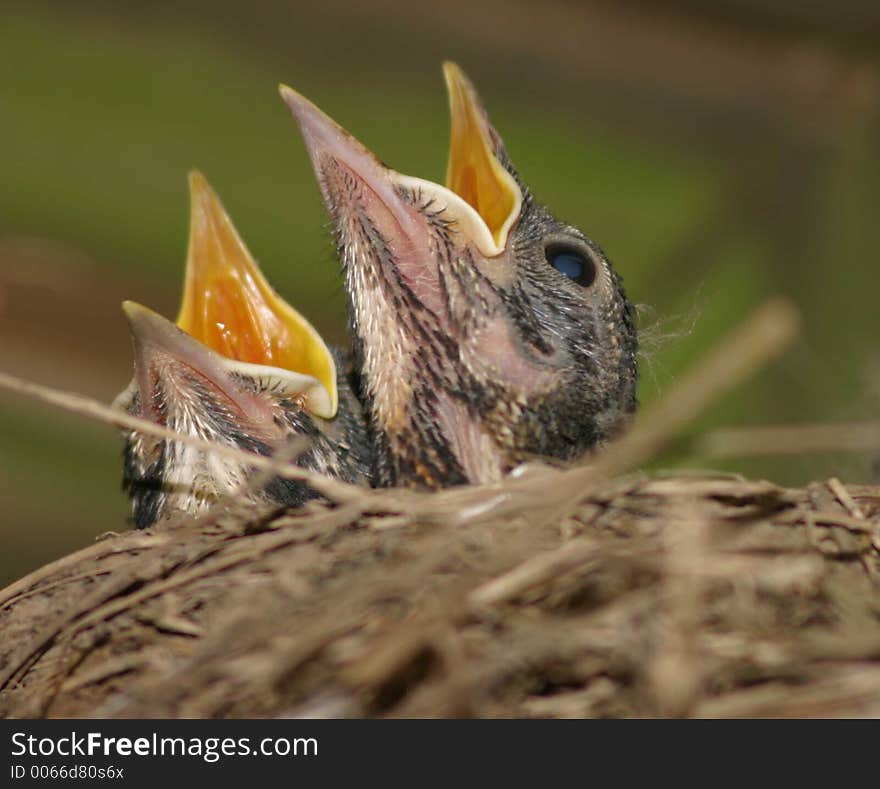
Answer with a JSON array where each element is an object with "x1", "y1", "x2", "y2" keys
[
  {"x1": 699, "y1": 421, "x2": 880, "y2": 459},
  {"x1": 468, "y1": 538, "x2": 598, "y2": 608},
  {"x1": 0, "y1": 533, "x2": 166, "y2": 611},
  {"x1": 828, "y1": 477, "x2": 866, "y2": 520},
  {"x1": 589, "y1": 298, "x2": 801, "y2": 478},
  {"x1": 0, "y1": 370, "x2": 365, "y2": 505}
]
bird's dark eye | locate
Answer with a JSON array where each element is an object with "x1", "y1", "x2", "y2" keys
[{"x1": 545, "y1": 243, "x2": 596, "y2": 287}]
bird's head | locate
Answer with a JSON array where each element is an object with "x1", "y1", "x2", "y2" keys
[
  {"x1": 114, "y1": 172, "x2": 340, "y2": 527},
  {"x1": 281, "y1": 63, "x2": 638, "y2": 487}
]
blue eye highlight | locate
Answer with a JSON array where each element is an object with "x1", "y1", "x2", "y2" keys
[
  {"x1": 552, "y1": 253, "x2": 585, "y2": 280},
  {"x1": 545, "y1": 244, "x2": 596, "y2": 287}
]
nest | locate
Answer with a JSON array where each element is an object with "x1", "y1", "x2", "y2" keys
[{"x1": 1, "y1": 468, "x2": 879, "y2": 719}]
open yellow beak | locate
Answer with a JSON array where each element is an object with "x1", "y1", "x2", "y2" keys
[
  {"x1": 443, "y1": 62, "x2": 521, "y2": 249},
  {"x1": 176, "y1": 171, "x2": 338, "y2": 418}
]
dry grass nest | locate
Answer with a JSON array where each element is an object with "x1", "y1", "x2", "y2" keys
[{"x1": 2, "y1": 468, "x2": 880, "y2": 719}]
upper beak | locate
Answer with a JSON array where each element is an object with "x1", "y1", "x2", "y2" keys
[
  {"x1": 278, "y1": 88, "x2": 425, "y2": 245},
  {"x1": 279, "y1": 65, "x2": 521, "y2": 259},
  {"x1": 175, "y1": 171, "x2": 338, "y2": 418}
]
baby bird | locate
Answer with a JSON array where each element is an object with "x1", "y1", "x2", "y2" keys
[
  {"x1": 114, "y1": 172, "x2": 372, "y2": 528},
  {"x1": 281, "y1": 64, "x2": 638, "y2": 488}
]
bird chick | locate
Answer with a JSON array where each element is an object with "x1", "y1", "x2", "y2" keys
[
  {"x1": 280, "y1": 64, "x2": 638, "y2": 488},
  {"x1": 114, "y1": 172, "x2": 372, "y2": 528}
]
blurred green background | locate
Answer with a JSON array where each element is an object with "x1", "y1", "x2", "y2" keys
[{"x1": 1, "y1": 0, "x2": 878, "y2": 586}]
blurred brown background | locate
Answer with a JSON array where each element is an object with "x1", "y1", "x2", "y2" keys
[{"x1": 1, "y1": 0, "x2": 878, "y2": 586}]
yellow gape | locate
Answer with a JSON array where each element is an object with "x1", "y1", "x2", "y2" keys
[
  {"x1": 176, "y1": 171, "x2": 338, "y2": 418},
  {"x1": 444, "y1": 61, "x2": 521, "y2": 250}
]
